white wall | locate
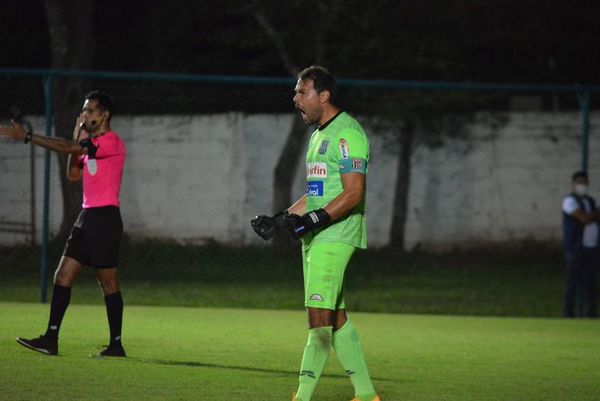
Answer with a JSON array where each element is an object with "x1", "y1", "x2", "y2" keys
[{"x1": 1, "y1": 112, "x2": 598, "y2": 249}]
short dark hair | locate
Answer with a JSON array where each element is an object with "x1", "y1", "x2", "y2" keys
[
  {"x1": 298, "y1": 65, "x2": 337, "y2": 105},
  {"x1": 572, "y1": 170, "x2": 588, "y2": 182},
  {"x1": 84, "y1": 91, "x2": 114, "y2": 121}
]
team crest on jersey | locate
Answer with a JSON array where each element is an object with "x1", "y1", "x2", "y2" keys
[
  {"x1": 338, "y1": 138, "x2": 349, "y2": 159},
  {"x1": 307, "y1": 162, "x2": 327, "y2": 178},
  {"x1": 87, "y1": 159, "x2": 97, "y2": 176},
  {"x1": 318, "y1": 140, "x2": 329, "y2": 154}
]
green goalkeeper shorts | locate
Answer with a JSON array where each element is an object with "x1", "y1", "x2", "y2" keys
[{"x1": 302, "y1": 241, "x2": 356, "y2": 310}]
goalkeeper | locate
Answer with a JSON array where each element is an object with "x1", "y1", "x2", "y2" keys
[{"x1": 251, "y1": 66, "x2": 380, "y2": 401}]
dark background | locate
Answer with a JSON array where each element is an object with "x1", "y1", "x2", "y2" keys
[
  {"x1": 2, "y1": 0, "x2": 600, "y2": 84},
  {"x1": 0, "y1": 1, "x2": 597, "y2": 320}
]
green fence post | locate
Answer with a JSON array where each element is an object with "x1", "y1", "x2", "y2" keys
[
  {"x1": 40, "y1": 75, "x2": 53, "y2": 303},
  {"x1": 575, "y1": 90, "x2": 591, "y2": 317},
  {"x1": 578, "y1": 91, "x2": 591, "y2": 172}
]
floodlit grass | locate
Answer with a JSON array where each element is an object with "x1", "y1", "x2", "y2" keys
[
  {"x1": 0, "y1": 241, "x2": 572, "y2": 316},
  {"x1": 1, "y1": 303, "x2": 599, "y2": 401}
]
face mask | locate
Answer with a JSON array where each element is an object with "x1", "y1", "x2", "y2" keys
[{"x1": 574, "y1": 184, "x2": 588, "y2": 196}]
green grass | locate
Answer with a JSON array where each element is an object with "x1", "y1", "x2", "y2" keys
[
  {"x1": 0, "y1": 241, "x2": 575, "y2": 317},
  {"x1": 1, "y1": 302, "x2": 599, "y2": 401}
]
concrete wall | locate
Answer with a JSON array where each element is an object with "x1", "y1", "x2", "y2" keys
[{"x1": 1, "y1": 111, "x2": 598, "y2": 249}]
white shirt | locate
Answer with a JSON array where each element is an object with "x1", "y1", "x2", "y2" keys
[{"x1": 562, "y1": 195, "x2": 599, "y2": 248}]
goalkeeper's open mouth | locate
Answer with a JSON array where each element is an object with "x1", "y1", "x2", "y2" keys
[{"x1": 296, "y1": 106, "x2": 308, "y2": 122}]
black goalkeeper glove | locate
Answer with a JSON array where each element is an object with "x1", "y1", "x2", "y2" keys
[
  {"x1": 284, "y1": 208, "x2": 331, "y2": 238},
  {"x1": 250, "y1": 211, "x2": 289, "y2": 241}
]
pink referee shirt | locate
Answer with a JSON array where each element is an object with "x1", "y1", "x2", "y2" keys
[{"x1": 79, "y1": 131, "x2": 126, "y2": 208}]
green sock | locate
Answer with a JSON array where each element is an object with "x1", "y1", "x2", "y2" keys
[
  {"x1": 333, "y1": 319, "x2": 376, "y2": 401},
  {"x1": 295, "y1": 326, "x2": 333, "y2": 401}
]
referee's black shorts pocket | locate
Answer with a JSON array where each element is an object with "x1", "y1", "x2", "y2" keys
[{"x1": 63, "y1": 226, "x2": 90, "y2": 266}]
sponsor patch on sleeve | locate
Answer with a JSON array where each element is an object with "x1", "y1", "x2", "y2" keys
[
  {"x1": 338, "y1": 138, "x2": 350, "y2": 159},
  {"x1": 306, "y1": 181, "x2": 324, "y2": 196},
  {"x1": 339, "y1": 158, "x2": 367, "y2": 174}
]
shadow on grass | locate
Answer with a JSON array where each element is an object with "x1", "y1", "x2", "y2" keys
[{"x1": 129, "y1": 357, "x2": 389, "y2": 382}]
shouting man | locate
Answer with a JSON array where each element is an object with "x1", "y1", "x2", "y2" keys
[{"x1": 251, "y1": 66, "x2": 380, "y2": 401}]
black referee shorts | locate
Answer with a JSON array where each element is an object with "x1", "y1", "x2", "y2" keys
[{"x1": 63, "y1": 206, "x2": 123, "y2": 268}]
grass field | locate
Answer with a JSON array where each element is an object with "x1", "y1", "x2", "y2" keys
[
  {"x1": 0, "y1": 241, "x2": 579, "y2": 317},
  {"x1": 1, "y1": 302, "x2": 599, "y2": 401}
]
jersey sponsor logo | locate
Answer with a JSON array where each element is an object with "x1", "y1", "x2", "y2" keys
[
  {"x1": 306, "y1": 181, "x2": 324, "y2": 196},
  {"x1": 307, "y1": 162, "x2": 327, "y2": 179},
  {"x1": 309, "y1": 293, "x2": 323, "y2": 301},
  {"x1": 87, "y1": 159, "x2": 98, "y2": 176},
  {"x1": 339, "y1": 158, "x2": 367, "y2": 174},
  {"x1": 339, "y1": 138, "x2": 350, "y2": 159},
  {"x1": 318, "y1": 140, "x2": 329, "y2": 154}
]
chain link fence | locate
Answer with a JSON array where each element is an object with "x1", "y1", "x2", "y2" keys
[{"x1": 1, "y1": 69, "x2": 599, "y2": 307}]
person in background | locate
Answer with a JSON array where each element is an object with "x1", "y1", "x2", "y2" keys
[{"x1": 562, "y1": 170, "x2": 599, "y2": 318}]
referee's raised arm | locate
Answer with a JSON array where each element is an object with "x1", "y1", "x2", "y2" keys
[{"x1": 0, "y1": 119, "x2": 86, "y2": 155}]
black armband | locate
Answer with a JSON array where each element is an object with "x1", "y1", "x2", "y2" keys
[
  {"x1": 79, "y1": 138, "x2": 98, "y2": 158},
  {"x1": 24, "y1": 130, "x2": 32, "y2": 144},
  {"x1": 285, "y1": 208, "x2": 331, "y2": 238}
]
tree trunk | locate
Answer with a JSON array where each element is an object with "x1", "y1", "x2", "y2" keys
[
  {"x1": 388, "y1": 119, "x2": 416, "y2": 253},
  {"x1": 250, "y1": 3, "x2": 308, "y2": 250},
  {"x1": 271, "y1": 114, "x2": 308, "y2": 249},
  {"x1": 44, "y1": 0, "x2": 95, "y2": 241}
]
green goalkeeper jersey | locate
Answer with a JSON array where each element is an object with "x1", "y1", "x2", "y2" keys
[{"x1": 303, "y1": 111, "x2": 369, "y2": 249}]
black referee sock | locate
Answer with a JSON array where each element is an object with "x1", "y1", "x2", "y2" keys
[
  {"x1": 44, "y1": 284, "x2": 72, "y2": 340},
  {"x1": 104, "y1": 292, "x2": 124, "y2": 346}
]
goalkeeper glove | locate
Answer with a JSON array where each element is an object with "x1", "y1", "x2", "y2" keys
[
  {"x1": 284, "y1": 208, "x2": 331, "y2": 238},
  {"x1": 250, "y1": 211, "x2": 289, "y2": 241}
]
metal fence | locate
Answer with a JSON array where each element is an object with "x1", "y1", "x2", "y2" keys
[{"x1": 1, "y1": 68, "x2": 599, "y2": 303}]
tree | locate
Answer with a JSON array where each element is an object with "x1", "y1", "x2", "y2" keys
[
  {"x1": 247, "y1": 0, "x2": 334, "y2": 249},
  {"x1": 8, "y1": 0, "x2": 594, "y2": 251},
  {"x1": 355, "y1": 87, "x2": 481, "y2": 252},
  {"x1": 44, "y1": 0, "x2": 95, "y2": 240}
]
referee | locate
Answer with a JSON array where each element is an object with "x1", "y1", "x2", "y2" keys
[
  {"x1": 251, "y1": 66, "x2": 380, "y2": 401},
  {"x1": 0, "y1": 91, "x2": 127, "y2": 357}
]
